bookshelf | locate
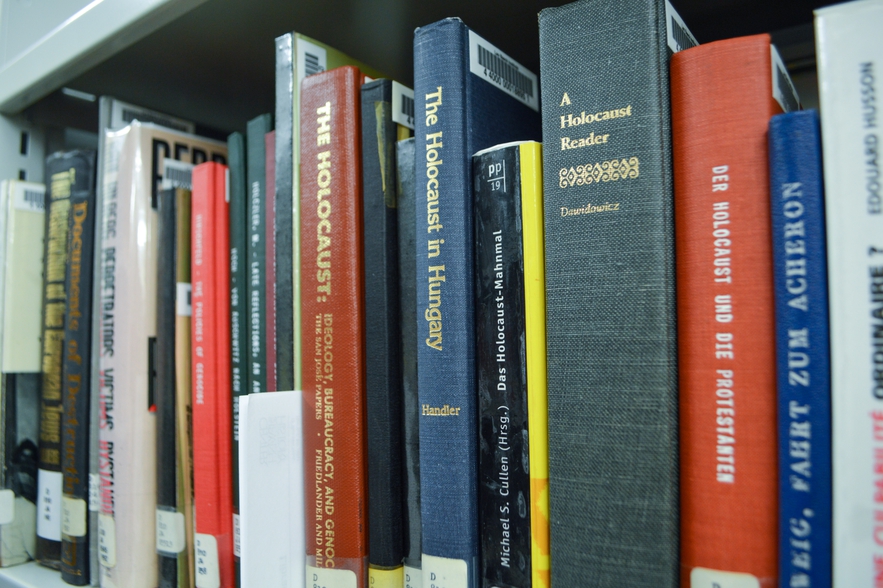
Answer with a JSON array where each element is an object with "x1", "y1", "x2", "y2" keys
[{"x1": 0, "y1": 0, "x2": 832, "y2": 586}]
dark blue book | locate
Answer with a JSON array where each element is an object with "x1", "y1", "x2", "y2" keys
[
  {"x1": 413, "y1": 18, "x2": 540, "y2": 587},
  {"x1": 768, "y1": 109, "x2": 831, "y2": 588}
]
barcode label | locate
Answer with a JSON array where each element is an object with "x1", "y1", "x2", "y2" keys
[
  {"x1": 771, "y1": 45, "x2": 800, "y2": 113},
  {"x1": 108, "y1": 100, "x2": 194, "y2": 133},
  {"x1": 162, "y1": 158, "x2": 194, "y2": 190},
  {"x1": 177, "y1": 283, "x2": 192, "y2": 317},
  {"x1": 666, "y1": 0, "x2": 699, "y2": 54},
  {"x1": 468, "y1": 30, "x2": 538, "y2": 111},
  {"x1": 13, "y1": 184, "x2": 45, "y2": 212},
  {"x1": 392, "y1": 81, "x2": 415, "y2": 129},
  {"x1": 297, "y1": 38, "x2": 328, "y2": 87}
]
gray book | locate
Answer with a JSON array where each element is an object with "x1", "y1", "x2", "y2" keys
[{"x1": 538, "y1": 0, "x2": 696, "y2": 585}]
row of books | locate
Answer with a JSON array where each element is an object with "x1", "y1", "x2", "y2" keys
[{"x1": 0, "y1": 0, "x2": 880, "y2": 587}]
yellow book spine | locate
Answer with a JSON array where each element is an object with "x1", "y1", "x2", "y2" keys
[{"x1": 518, "y1": 142, "x2": 550, "y2": 588}]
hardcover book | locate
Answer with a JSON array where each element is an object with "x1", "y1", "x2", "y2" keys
[
  {"x1": 671, "y1": 34, "x2": 798, "y2": 587},
  {"x1": 361, "y1": 78, "x2": 414, "y2": 588},
  {"x1": 274, "y1": 32, "x2": 383, "y2": 394},
  {"x1": 413, "y1": 19, "x2": 540, "y2": 588},
  {"x1": 266, "y1": 130, "x2": 277, "y2": 393},
  {"x1": 300, "y1": 65, "x2": 369, "y2": 587},
  {"x1": 0, "y1": 180, "x2": 45, "y2": 567},
  {"x1": 227, "y1": 130, "x2": 247, "y2": 581},
  {"x1": 97, "y1": 122, "x2": 226, "y2": 588},
  {"x1": 395, "y1": 137, "x2": 421, "y2": 588},
  {"x1": 246, "y1": 113, "x2": 273, "y2": 398},
  {"x1": 473, "y1": 141, "x2": 548, "y2": 588},
  {"x1": 814, "y1": 1, "x2": 883, "y2": 584},
  {"x1": 537, "y1": 1, "x2": 694, "y2": 585},
  {"x1": 768, "y1": 109, "x2": 831, "y2": 588},
  {"x1": 37, "y1": 151, "x2": 80, "y2": 569},
  {"x1": 59, "y1": 150, "x2": 98, "y2": 585},
  {"x1": 191, "y1": 161, "x2": 234, "y2": 588}
]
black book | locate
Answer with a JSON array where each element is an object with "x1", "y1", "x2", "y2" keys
[
  {"x1": 274, "y1": 34, "x2": 296, "y2": 393},
  {"x1": 60, "y1": 150, "x2": 97, "y2": 585},
  {"x1": 396, "y1": 137, "x2": 421, "y2": 587},
  {"x1": 538, "y1": 0, "x2": 696, "y2": 585},
  {"x1": 361, "y1": 79, "x2": 414, "y2": 581},
  {"x1": 246, "y1": 114, "x2": 273, "y2": 397},
  {"x1": 155, "y1": 187, "x2": 180, "y2": 588},
  {"x1": 228, "y1": 130, "x2": 247, "y2": 583},
  {"x1": 473, "y1": 143, "x2": 533, "y2": 588}
]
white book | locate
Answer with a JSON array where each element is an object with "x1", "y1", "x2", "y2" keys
[
  {"x1": 96, "y1": 122, "x2": 225, "y2": 588},
  {"x1": 239, "y1": 391, "x2": 304, "y2": 588},
  {"x1": 815, "y1": 1, "x2": 883, "y2": 585}
]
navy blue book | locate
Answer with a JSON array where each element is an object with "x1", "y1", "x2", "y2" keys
[
  {"x1": 769, "y1": 109, "x2": 831, "y2": 588},
  {"x1": 413, "y1": 18, "x2": 540, "y2": 587}
]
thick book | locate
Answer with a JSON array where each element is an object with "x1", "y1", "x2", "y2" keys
[
  {"x1": 537, "y1": 1, "x2": 694, "y2": 585},
  {"x1": 266, "y1": 130, "x2": 277, "y2": 393},
  {"x1": 814, "y1": 1, "x2": 883, "y2": 584},
  {"x1": 413, "y1": 19, "x2": 540, "y2": 587},
  {"x1": 191, "y1": 161, "x2": 234, "y2": 588},
  {"x1": 473, "y1": 141, "x2": 548, "y2": 588},
  {"x1": 768, "y1": 110, "x2": 831, "y2": 588},
  {"x1": 672, "y1": 34, "x2": 798, "y2": 587},
  {"x1": 97, "y1": 123, "x2": 226, "y2": 588},
  {"x1": 37, "y1": 151, "x2": 80, "y2": 568},
  {"x1": 156, "y1": 180, "x2": 195, "y2": 588},
  {"x1": 227, "y1": 130, "x2": 247, "y2": 581},
  {"x1": 395, "y1": 137, "x2": 421, "y2": 588},
  {"x1": 300, "y1": 65, "x2": 369, "y2": 587},
  {"x1": 361, "y1": 78, "x2": 414, "y2": 588},
  {"x1": 92, "y1": 98, "x2": 197, "y2": 587},
  {"x1": 59, "y1": 150, "x2": 98, "y2": 585},
  {"x1": 274, "y1": 32, "x2": 383, "y2": 394},
  {"x1": 0, "y1": 180, "x2": 45, "y2": 567},
  {"x1": 246, "y1": 113, "x2": 273, "y2": 398},
  {"x1": 238, "y1": 390, "x2": 304, "y2": 588}
]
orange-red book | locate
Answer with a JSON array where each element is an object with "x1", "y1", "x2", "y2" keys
[
  {"x1": 191, "y1": 161, "x2": 235, "y2": 588},
  {"x1": 300, "y1": 65, "x2": 369, "y2": 585},
  {"x1": 672, "y1": 34, "x2": 788, "y2": 588}
]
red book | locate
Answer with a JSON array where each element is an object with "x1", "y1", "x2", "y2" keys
[
  {"x1": 191, "y1": 162, "x2": 235, "y2": 588},
  {"x1": 300, "y1": 65, "x2": 368, "y2": 585},
  {"x1": 266, "y1": 130, "x2": 277, "y2": 392},
  {"x1": 672, "y1": 34, "x2": 788, "y2": 588}
]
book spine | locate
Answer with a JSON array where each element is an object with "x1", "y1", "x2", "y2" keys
[
  {"x1": 227, "y1": 130, "x2": 247, "y2": 582},
  {"x1": 814, "y1": 3, "x2": 883, "y2": 584},
  {"x1": 768, "y1": 110, "x2": 832, "y2": 588},
  {"x1": 538, "y1": 1, "x2": 686, "y2": 585},
  {"x1": 265, "y1": 130, "x2": 277, "y2": 393},
  {"x1": 413, "y1": 21, "x2": 478, "y2": 587},
  {"x1": 396, "y1": 137, "x2": 422, "y2": 588},
  {"x1": 247, "y1": 114, "x2": 273, "y2": 396},
  {"x1": 174, "y1": 188, "x2": 195, "y2": 588},
  {"x1": 156, "y1": 188, "x2": 181, "y2": 588},
  {"x1": 60, "y1": 151, "x2": 98, "y2": 585},
  {"x1": 517, "y1": 143, "x2": 550, "y2": 588},
  {"x1": 37, "y1": 153, "x2": 76, "y2": 568},
  {"x1": 275, "y1": 33, "x2": 296, "y2": 393},
  {"x1": 671, "y1": 35, "x2": 784, "y2": 586},
  {"x1": 473, "y1": 144, "x2": 531, "y2": 588},
  {"x1": 300, "y1": 65, "x2": 369, "y2": 586},
  {"x1": 361, "y1": 79, "x2": 405, "y2": 586},
  {"x1": 192, "y1": 162, "x2": 234, "y2": 588}
]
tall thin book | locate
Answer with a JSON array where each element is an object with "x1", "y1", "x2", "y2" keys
[
  {"x1": 538, "y1": 1, "x2": 695, "y2": 585},
  {"x1": 413, "y1": 19, "x2": 540, "y2": 587},
  {"x1": 815, "y1": 1, "x2": 883, "y2": 584},
  {"x1": 473, "y1": 141, "x2": 548, "y2": 588}
]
